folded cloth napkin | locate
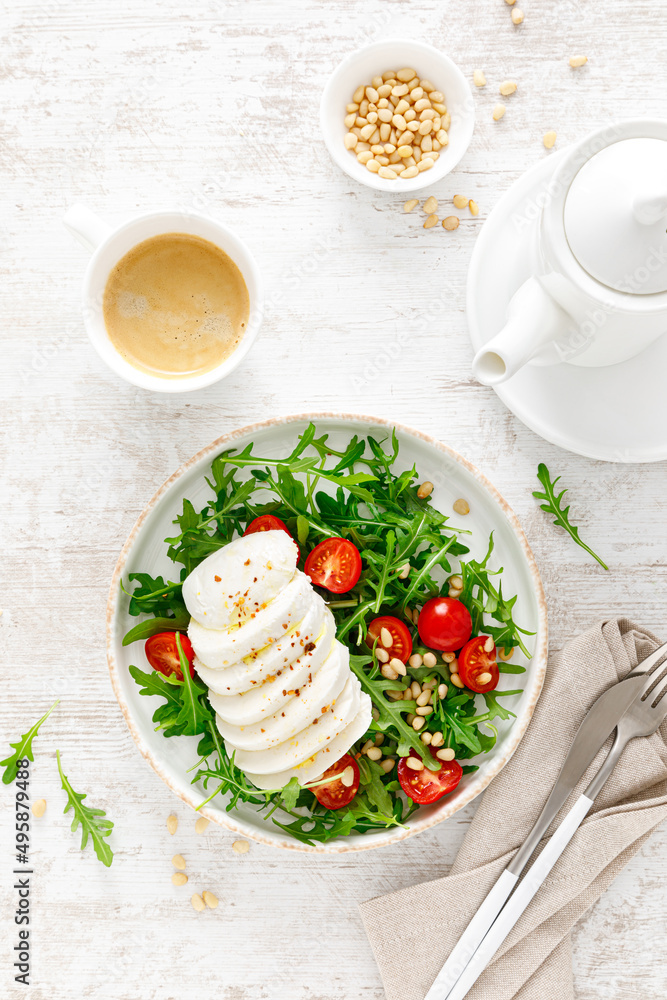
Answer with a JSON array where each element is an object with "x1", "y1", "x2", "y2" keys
[{"x1": 360, "y1": 619, "x2": 667, "y2": 1000}]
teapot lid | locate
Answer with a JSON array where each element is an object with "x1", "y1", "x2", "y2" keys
[{"x1": 563, "y1": 137, "x2": 667, "y2": 295}]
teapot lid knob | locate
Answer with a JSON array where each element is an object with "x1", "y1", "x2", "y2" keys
[{"x1": 564, "y1": 136, "x2": 667, "y2": 295}]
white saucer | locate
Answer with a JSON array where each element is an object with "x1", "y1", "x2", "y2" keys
[{"x1": 467, "y1": 152, "x2": 667, "y2": 463}]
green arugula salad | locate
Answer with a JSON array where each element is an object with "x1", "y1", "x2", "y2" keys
[{"x1": 121, "y1": 424, "x2": 531, "y2": 846}]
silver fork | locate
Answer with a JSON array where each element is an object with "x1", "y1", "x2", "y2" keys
[{"x1": 444, "y1": 662, "x2": 667, "y2": 1000}]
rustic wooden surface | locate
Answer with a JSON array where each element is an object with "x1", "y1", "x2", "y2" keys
[{"x1": 2, "y1": 0, "x2": 667, "y2": 997}]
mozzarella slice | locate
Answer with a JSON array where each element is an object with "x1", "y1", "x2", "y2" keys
[
  {"x1": 243, "y1": 694, "x2": 373, "y2": 790},
  {"x1": 183, "y1": 530, "x2": 298, "y2": 629},
  {"x1": 227, "y1": 672, "x2": 361, "y2": 775},
  {"x1": 188, "y1": 570, "x2": 314, "y2": 668},
  {"x1": 211, "y1": 641, "x2": 350, "y2": 749}
]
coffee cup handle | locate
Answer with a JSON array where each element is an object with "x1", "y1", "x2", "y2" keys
[{"x1": 63, "y1": 204, "x2": 112, "y2": 253}]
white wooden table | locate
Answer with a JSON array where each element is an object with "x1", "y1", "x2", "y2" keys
[{"x1": 3, "y1": 1, "x2": 667, "y2": 997}]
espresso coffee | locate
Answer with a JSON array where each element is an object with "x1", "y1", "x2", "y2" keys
[{"x1": 102, "y1": 233, "x2": 250, "y2": 379}]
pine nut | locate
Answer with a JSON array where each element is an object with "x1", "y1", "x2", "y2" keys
[
  {"x1": 191, "y1": 893, "x2": 206, "y2": 912},
  {"x1": 395, "y1": 98, "x2": 410, "y2": 115},
  {"x1": 416, "y1": 690, "x2": 431, "y2": 707},
  {"x1": 477, "y1": 671, "x2": 493, "y2": 685},
  {"x1": 397, "y1": 67, "x2": 417, "y2": 82},
  {"x1": 420, "y1": 79, "x2": 436, "y2": 92},
  {"x1": 232, "y1": 839, "x2": 250, "y2": 854},
  {"x1": 378, "y1": 166, "x2": 397, "y2": 179},
  {"x1": 389, "y1": 657, "x2": 407, "y2": 676},
  {"x1": 431, "y1": 731, "x2": 444, "y2": 747},
  {"x1": 453, "y1": 498, "x2": 470, "y2": 515},
  {"x1": 448, "y1": 575, "x2": 463, "y2": 590},
  {"x1": 353, "y1": 85, "x2": 365, "y2": 103},
  {"x1": 203, "y1": 890, "x2": 219, "y2": 909},
  {"x1": 449, "y1": 587, "x2": 463, "y2": 598},
  {"x1": 357, "y1": 151, "x2": 373, "y2": 164},
  {"x1": 376, "y1": 646, "x2": 389, "y2": 663},
  {"x1": 473, "y1": 69, "x2": 486, "y2": 87},
  {"x1": 367, "y1": 747, "x2": 383, "y2": 761},
  {"x1": 372, "y1": 707, "x2": 380, "y2": 721},
  {"x1": 382, "y1": 71, "x2": 396, "y2": 81},
  {"x1": 392, "y1": 83, "x2": 409, "y2": 97},
  {"x1": 499, "y1": 80, "x2": 517, "y2": 96},
  {"x1": 505, "y1": 0, "x2": 515, "y2": 5},
  {"x1": 403, "y1": 199, "x2": 419, "y2": 214},
  {"x1": 381, "y1": 663, "x2": 399, "y2": 681},
  {"x1": 380, "y1": 627, "x2": 393, "y2": 648},
  {"x1": 423, "y1": 652, "x2": 437, "y2": 668},
  {"x1": 381, "y1": 758, "x2": 395, "y2": 773},
  {"x1": 172, "y1": 854, "x2": 186, "y2": 870},
  {"x1": 443, "y1": 652, "x2": 456, "y2": 663},
  {"x1": 421, "y1": 732, "x2": 433, "y2": 744},
  {"x1": 422, "y1": 678, "x2": 436, "y2": 689},
  {"x1": 371, "y1": 143, "x2": 385, "y2": 153},
  {"x1": 409, "y1": 653, "x2": 423, "y2": 669},
  {"x1": 423, "y1": 196, "x2": 438, "y2": 214},
  {"x1": 417, "y1": 480, "x2": 434, "y2": 498},
  {"x1": 397, "y1": 145, "x2": 413, "y2": 158},
  {"x1": 438, "y1": 683, "x2": 448, "y2": 699},
  {"x1": 344, "y1": 133, "x2": 358, "y2": 150},
  {"x1": 406, "y1": 713, "x2": 416, "y2": 724},
  {"x1": 424, "y1": 214, "x2": 438, "y2": 228},
  {"x1": 450, "y1": 672, "x2": 464, "y2": 688},
  {"x1": 388, "y1": 689, "x2": 404, "y2": 701},
  {"x1": 403, "y1": 688, "x2": 414, "y2": 701},
  {"x1": 469, "y1": 199, "x2": 479, "y2": 216},
  {"x1": 511, "y1": 8, "x2": 524, "y2": 23},
  {"x1": 493, "y1": 104, "x2": 506, "y2": 121},
  {"x1": 384, "y1": 142, "x2": 396, "y2": 153},
  {"x1": 543, "y1": 131, "x2": 557, "y2": 149},
  {"x1": 406, "y1": 756, "x2": 424, "y2": 770},
  {"x1": 362, "y1": 739, "x2": 375, "y2": 754},
  {"x1": 418, "y1": 120, "x2": 433, "y2": 136},
  {"x1": 499, "y1": 647, "x2": 514, "y2": 661},
  {"x1": 366, "y1": 159, "x2": 380, "y2": 173},
  {"x1": 484, "y1": 635, "x2": 495, "y2": 653},
  {"x1": 375, "y1": 733, "x2": 384, "y2": 746},
  {"x1": 414, "y1": 98, "x2": 430, "y2": 112},
  {"x1": 195, "y1": 816, "x2": 210, "y2": 835},
  {"x1": 443, "y1": 216, "x2": 459, "y2": 231},
  {"x1": 344, "y1": 113, "x2": 356, "y2": 129},
  {"x1": 367, "y1": 111, "x2": 378, "y2": 124},
  {"x1": 372, "y1": 75, "x2": 384, "y2": 88},
  {"x1": 411, "y1": 680, "x2": 422, "y2": 699},
  {"x1": 360, "y1": 123, "x2": 375, "y2": 141},
  {"x1": 365, "y1": 86, "x2": 379, "y2": 103},
  {"x1": 569, "y1": 54, "x2": 588, "y2": 68},
  {"x1": 398, "y1": 562, "x2": 410, "y2": 578},
  {"x1": 32, "y1": 798, "x2": 46, "y2": 818},
  {"x1": 378, "y1": 108, "x2": 393, "y2": 123},
  {"x1": 452, "y1": 194, "x2": 468, "y2": 209},
  {"x1": 407, "y1": 120, "x2": 420, "y2": 132},
  {"x1": 416, "y1": 706, "x2": 433, "y2": 717},
  {"x1": 378, "y1": 84, "x2": 392, "y2": 98},
  {"x1": 347, "y1": 102, "x2": 359, "y2": 113},
  {"x1": 172, "y1": 872, "x2": 188, "y2": 886},
  {"x1": 412, "y1": 716, "x2": 425, "y2": 730},
  {"x1": 436, "y1": 748, "x2": 456, "y2": 761}
]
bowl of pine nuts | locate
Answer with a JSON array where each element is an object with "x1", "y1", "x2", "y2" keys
[{"x1": 320, "y1": 39, "x2": 474, "y2": 192}]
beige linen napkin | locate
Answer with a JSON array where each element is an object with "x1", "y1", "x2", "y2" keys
[{"x1": 360, "y1": 619, "x2": 667, "y2": 1000}]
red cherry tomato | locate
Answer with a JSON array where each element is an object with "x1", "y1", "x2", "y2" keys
[
  {"x1": 458, "y1": 635, "x2": 499, "y2": 693},
  {"x1": 366, "y1": 615, "x2": 413, "y2": 663},
  {"x1": 418, "y1": 596, "x2": 473, "y2": 652},
  {"x1": 312, "y1": 754, "x2": 360, "y2": 810},
  {"x1": 145, "y1": 632, "x2": 195, "y2": 680},
  {"x1": 397, "y1": 747, "x2": 463, "y2": 804},
  {"x1": 304, "y1": 537, "x2": 362, "y2": 594}
]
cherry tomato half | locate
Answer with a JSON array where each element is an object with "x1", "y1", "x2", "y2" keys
[
  {"x1": 304, "y1": 537, "x2": 362, "y2": 594},
  {"x1": 312, "y1": 754, "x2": 360, "y2": 810},
  {"x1": 145, "y1": 631, "x2": 195, "y2": 680},
  {"x1": 366, "y1": 615, "x2": 413, "y2": 663},
  {"x1": 458, "y1": 635, "x2": 499, "y2": 693},
  {"x1": 417, "y1": 596, "x2": 473, "y2": 652},
  {"x1": 397, "y1": 747, "x2": 463, "y2": 805},
  {"x1": 244, "y1": 514, "x2": 298, "y2": 553}
]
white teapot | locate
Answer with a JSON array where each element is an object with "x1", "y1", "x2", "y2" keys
[{"x1": 472, "y1": 120, "x2": 667, "y2": 385}]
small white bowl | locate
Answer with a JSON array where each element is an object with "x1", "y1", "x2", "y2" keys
[{"x1": 320, "y1": 39, "x2": 475, "y2": 193}]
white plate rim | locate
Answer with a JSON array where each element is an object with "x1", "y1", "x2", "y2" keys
[{"x1": 106, "y1": 412, "x2": 548, "y2": 853}]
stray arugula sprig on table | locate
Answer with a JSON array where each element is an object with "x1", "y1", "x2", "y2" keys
[
  {"x1": 57, "y1": 750, "x2": 114, "y2": 867},
  {"x1": 1, "y1": 700, "x2": 59, "y2": 784},
  {"x1": 533, "y1": 463, "x2": 609, "y2": 570}
]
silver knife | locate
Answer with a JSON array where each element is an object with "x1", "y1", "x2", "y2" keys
[{"x1": 425, "y1": 639, "x2": 667, "y2": 1000}]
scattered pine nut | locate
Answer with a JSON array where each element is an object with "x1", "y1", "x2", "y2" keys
[
  {"x1": 431, "y1": 731, "x2": 445, "y2": 747},
  {"x1": 381, "y1": 758, "x2": 395, "y2": 773},
  {"x1": 195, "y1": 817, "x2": 210, "y2": 835},
  {"x1": 505, "y1": 0, "x2": 516, "y2": 4},
  {"x1": 493, "y1": 104, "x2": 506, "y2": 121},
  {"x1": 166, "y1": 814, "x2": 178, "y2": 835},
  {"x1": 417, "y1": 480, "x2": 434, "y2": 498},
  {"x1": 423, "y1": 214, "x2": 439, "y2": 229},
  {"x1": 442, "y1": 652, "x2": 457, "y2": 663},
  {"x1": 404, "y1": 198, "x2": 419, "y2": 213},
  {"x1": 172, "y1": 872, "x2": 188, "y2": 886},
  {"x1": 511, "y1": 8, "x2": 524, "y2": 24},
  {"x1": 191, "y1": 893, "x2": 206, "y2": 912},
  {"x1": 473, "y1": 69, "x2": 486, "y2": 88},
  {"x1": 421, "y1": 732, "x2": 433, "y2": 744},
  {"x1": 389, "y1": 656, "x2": 407, "y2": 676},
  {"x1": 362, "y1": 739, "x2": 375, "y2": 754},
  {"x1": 450, "y1": 672, "x2": 465, "y2": 689},
  {"x1": 453, "y1": 194, "x2": 468, "y2": 209},
  {"x1": 499, "y1": 647, "x2": 514, "y2": 661},
  {"x1": 381, "y1": 663, "x2": 399, "y2": 681},
  {"x1": 375, "y1": 733, "x2": 384, "y2": 746},
  {"x1": 438, "y1": 683, "x2": 448, "y2": 699},
  {"x1": 453, "y1": 498, "x2": 470, "y2": 515},
  {"x1": 409, "y1": 653, "x2": 423, "y2": 668},
  {"x1": 376, "y1": 647, "x2": 390, "y2": 663},
  {"x1": 469, "y1": 199, "x2": 479, "y2": 216},
  {"x1": 543, "y1": 131, "x2": 557, "y2": 149},
  {"x1": 367, "y1": 746, "x2": 383, "y2": 761},
  {"x1": 32, "y1": 798, "x2": 46, "y2": 818},
  {"x1": 499, "y1": 80, "x2": 517, "y2": 96},
  {"x1": 423, "y1": 196, "x2": 438, "y2": 214},
  {"x1": 443, "y1": 216, "x2": 459, "y2": 231},
  {"x1": 372, "y1": 707, "x2": 380, "y2": 721},
  {"x1": 449, "y1": 587, "x2": 463, "y2": 598},
  {"x1": 477, "y1": 671, "x2": 493, "y2": 685},
  {"x1": 423, "y1": 652, "x2": 437, "y2": 669},
  {"x1": 410, "y1": 680, "x2": 422, "y2": 699},
  {"x1": 436, "y1": 748, "x2": 456, "y2": 761},
  {"x1": 416, "y1": 706, "x2": 433, "y2": 717},
  {"x1": 569, "y1": 55, "x2": 588, "y2": 68},
  {"x1": 416, "y1": 690, "x2": 432, "y2": 707},
  {"x1": 340, "y1": 765, "x2": 355, "y2": 787},
  {"x1": 449, "y1": 574, "x2": 464, "y2": 589},
  {"x1": 412, "y1": 716, "x2": 425, "y2": 730},
  {"x1": 406, "y1": 757, "x2": 424, "y2": 770},
  {"x1": 380, "y1": 627, "x2": 393, "y2": 648},
  {"x1": 484, "y1": 635, "x2": 495, "y2": 653},
  {"x1": 172, "y1": 854, "x2": 186, "y2": 870},
  {"x1": 203, "y1": 890, "x2": 219, "y2": 909},
  {"x1": 232, "y1": 839, "x2": 250, "y2": 854},
  {"x1": 398, "y1": 562, "x2": 410, "y2": 579}
]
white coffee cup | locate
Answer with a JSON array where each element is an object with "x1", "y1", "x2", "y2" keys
[{"x1": 63, "y1": 205, "x2": 263, "y2": 393}]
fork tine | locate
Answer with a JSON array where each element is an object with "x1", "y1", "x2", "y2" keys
[
  {"x1": 647, "y1": 669, "x2": 667, "y2": 709},
  {"x1": 632, "y1": 639, "x2": 667, "y2": 678}
]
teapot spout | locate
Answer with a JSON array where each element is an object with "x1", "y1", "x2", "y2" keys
[{"x1": 472, "y1": 277, "x2": 569, "y2": 386}]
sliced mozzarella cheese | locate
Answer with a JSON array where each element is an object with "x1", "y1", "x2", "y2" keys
[
  {"x1": 188, "y1": 570, "x2": 314, "y2": 669},
  {"x1": 183, "y1": 530, "x2": 298, "y2": 629},
  {"x1": 212, "y1": 641, "x2": 350, "y2": 750},
  {"x1": 243, "y1": 694, "x2": 373, "y2": 790},
  {"x1": 206, "y1": 610, "x2": 336, "y2": 722},
  {"x1": 195, "y1": 598, "x2": 329, "y2": 696},
  {"x1": 227, "y1": 672, "x2": 361, "y2": 775}
]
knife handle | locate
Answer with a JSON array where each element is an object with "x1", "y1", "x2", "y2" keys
[{"x1": 424, "y1": 869, "x2": 518, "y2": 1000}]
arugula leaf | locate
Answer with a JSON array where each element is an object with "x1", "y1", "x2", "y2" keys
[
  {"x1": 128, "y1": 664, "x2": 213, "y2": 738},
  {"x1": 122, "y1": 614, "x2": 190, "y2": 646},
  {"x1": 357, "y1": 756, "x2": 394, "y2": 816},
  {"x1": 56, "y1": 750, "x2": 114, "y2": 867},
  {"x1": 533, "y1": 463, "x2": 608, "y2": 570},
  {"x1": 481, "y1": 689, "x2": 522, "y2": 722},
  {"x1": 1, "y1": 700, "x2": 59, "y2": 784},
  {"x1": 280, "y1": 776, "x2": 301, "y2": 811}
]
